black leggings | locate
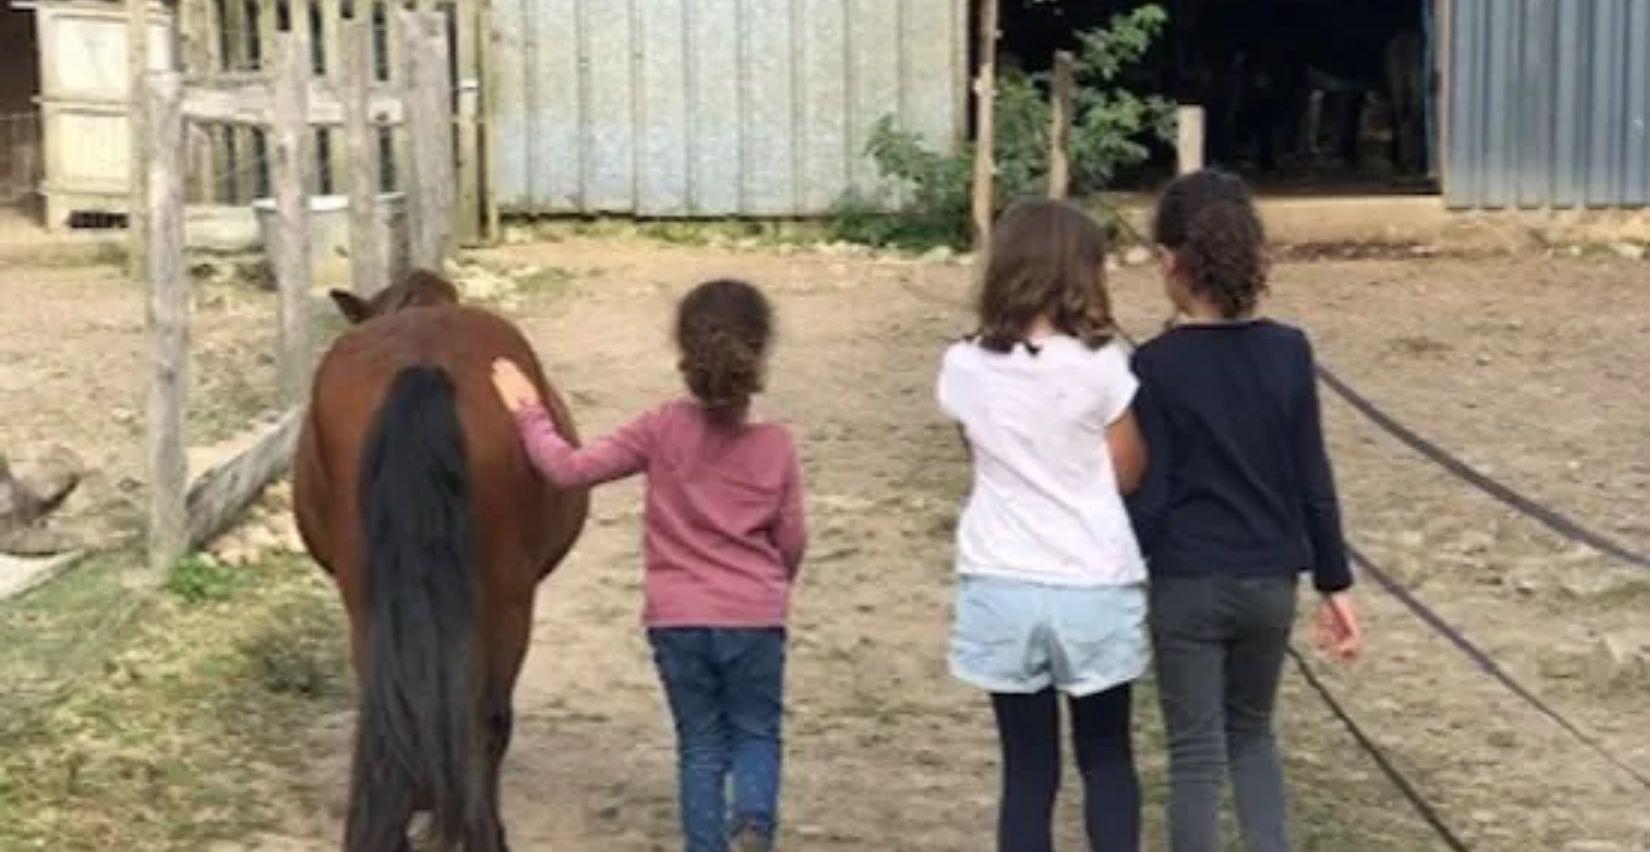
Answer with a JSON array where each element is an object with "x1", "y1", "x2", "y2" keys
[{"x1": 991, "y1": 684, "x2": 1140, "y2": 852}]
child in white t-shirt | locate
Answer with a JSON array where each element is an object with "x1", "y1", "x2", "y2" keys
[{"x1": 937, "y1": 199, "x2": 1149, "y2": 852}]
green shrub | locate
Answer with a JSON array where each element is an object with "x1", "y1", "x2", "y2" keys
[
  {"x1": 828, "y1": 4, "x2": 1174, "y2": 251},
  {"x1": 166, "y1": 556, "x2": 246, "y2": 605}
]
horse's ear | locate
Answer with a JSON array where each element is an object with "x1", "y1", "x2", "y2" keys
[
  {"x1": 330, "y1": 290, "x2": 373, "y2": 324},
  {"x1": 403, "y1": 268, "x2": 460, "y2": 305}
]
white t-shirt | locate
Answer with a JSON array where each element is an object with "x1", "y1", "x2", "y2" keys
[{"x1": 937, "y1": 335, "x2": 1146, "y2": 587}]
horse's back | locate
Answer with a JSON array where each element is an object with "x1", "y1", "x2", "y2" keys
[{"x1": 295, "y1": 306, "x2": 588, "y2": 599}]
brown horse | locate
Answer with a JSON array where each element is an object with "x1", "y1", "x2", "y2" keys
[{"x1": 294, "y1": 269, "x2": 588, "y2": 852}]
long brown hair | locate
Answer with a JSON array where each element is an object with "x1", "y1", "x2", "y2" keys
[
  {"x1": 975, "y1": 199, "x2": 1115, "y2": 353},
  {"x1": 675, "y1": 279, "x2": 773, "y2": 424}
]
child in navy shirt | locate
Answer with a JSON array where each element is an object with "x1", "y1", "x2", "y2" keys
[{"x1": 1128, "y1": 170, "x2": 1362, "y2": 852}]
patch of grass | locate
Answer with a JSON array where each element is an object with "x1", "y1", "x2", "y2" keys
[
  {"x1": 0, "y1": 240, "x2": 127, "y2": 271},
  {"x1": 165, "y1": 555, "x2": 248, "y2": 605},
  {"x1": 513, "y1": 217, "x2": 832, "y2": 251},
  {"x1": 0, "y1": 552, "x2": 348, "y2": 851},
  {"x1": 514, "y1": 265, "x2": 578, "y2": 291},
  {"x1": 239, "y1": 595, "x2": 346, "y2": 699},
  {"x1": 187, "y1": 342, "x2": 279, "y2": 447}
]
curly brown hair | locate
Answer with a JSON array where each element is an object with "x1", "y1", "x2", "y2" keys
[
  {"x1": 675, "y1": 279, "x2": 773, "y2": 424},
  {"x1": 975, "y1": 199, "x2": 1114, "y2": 353},
  {"x1": 1152, "y1": 168, "x2": 1269, "y2": 319}
]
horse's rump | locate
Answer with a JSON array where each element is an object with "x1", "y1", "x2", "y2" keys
[{"x1": 297, "y1": 306, "x2": 587, "y2": 591}]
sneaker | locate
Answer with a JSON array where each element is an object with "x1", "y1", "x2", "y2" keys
[{"x1": 730, "y1": 825, "x2": 772, "y2": 852}]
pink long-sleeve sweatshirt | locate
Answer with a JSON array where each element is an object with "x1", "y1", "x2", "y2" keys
[{"x1": 513, "y1": 399, "x2": 808, "y2": 628}]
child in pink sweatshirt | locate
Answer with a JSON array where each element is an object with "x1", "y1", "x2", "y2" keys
[{"x1": 492, "y1": 278, "x2": 806, "y2": 852}]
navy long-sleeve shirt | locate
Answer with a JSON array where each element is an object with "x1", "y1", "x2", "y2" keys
[{"x1": 1126, "y1": 319, "x2": 1353, "y2": 593}]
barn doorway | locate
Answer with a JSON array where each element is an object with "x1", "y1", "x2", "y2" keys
[
  {"x1": 981, "y1": 0, "x2": 1441, "y2": 194},
  {"x1": 1172, "y1": 0, "x2": 1437, "y2": 194},
  {"x1": 0, "y1": 0, "x2": 42, "y2": 218}
]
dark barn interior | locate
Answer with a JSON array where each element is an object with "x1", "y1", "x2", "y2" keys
[
  {"x1": 980, "y1": 0, "x2": 1438, "y2": 193},
  {"x1": 0, "y1": 1, "x2": 42, "y2": 212}
]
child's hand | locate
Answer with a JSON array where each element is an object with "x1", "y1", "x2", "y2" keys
[
  {"x1": 491, "y1": 359, "x2": 542, "y2": 414},
  {"x1": 1315, "y1": 591, "x2": 1363, "y2": 662}
]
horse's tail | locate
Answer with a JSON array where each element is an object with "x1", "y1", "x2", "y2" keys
[{"x1": 345, "y1": 366, "x2": 498, "y2": 852}]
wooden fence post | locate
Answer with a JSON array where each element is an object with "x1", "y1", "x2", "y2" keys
[
  {"x1": 220, "y1": 0, "x2": 249, "y2": 199},
  {"x1": 1176, "y1": 104, "x2": 1205, "y2": 175},
  {"x1": 342, "y1": 12, "x2": 385, "y2": 295},
  {"x1": 479, "y1": 0, "x2": 501, "y2": 241},
  {"x1": 320, "y1": 0, "x2": 343, "y2": 194},
  {"x1": 1048, "y1": 50, "x2": 1075, "y2": 200},
  {"x1": 144, "y1": 70, "x2": 188, "y2": 580},
  {"x1": 271, "y1": 29, "x2": 314, "y2": 407},
  {"x1": 971, "y1": 0, "x2": 1000, "y2": 254},
  {"x1": 454, "y1": 0, "x2": 483, "y2": 243},
  {"x1": 401, "y1": 7, "x2": 455, "y2": 270},
  {"x1": 382, "y1": 2, "x2": 407, "y2": 191},
  {"x1": 126, "y1": 0, "x2": 151, "y2": 279}
]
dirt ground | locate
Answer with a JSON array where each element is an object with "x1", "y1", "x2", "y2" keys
[{"x1": 4, "y1": 234, "x2": 1648, "y2": 851}]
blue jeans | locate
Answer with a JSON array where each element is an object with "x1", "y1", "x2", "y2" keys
[{"x1": 649, "y1": 627, "x2": 786, "y2": 852}]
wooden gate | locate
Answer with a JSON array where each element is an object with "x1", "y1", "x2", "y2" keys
[
  {"x1": 173, "y1": 0, "x2": 484, "y2": 241},
  {"x1": 135, "y1": 3, "x2": 458, "y2": 576}
]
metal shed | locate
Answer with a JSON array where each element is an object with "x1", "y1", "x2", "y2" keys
[
  {"x1": 1444, "y1": 0, "x2": 1650, "y2": 209},
  {"x1": 486, "y1": 0, "x2": 970, "y2": 217}
]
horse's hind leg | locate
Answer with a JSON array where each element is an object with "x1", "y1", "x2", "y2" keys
[
  {"x1": 478, "y1": 693, "x2": 515, "y2": 852},
  {"x1": 476, "y1": 648, "x2": 525, "y2": 851}
]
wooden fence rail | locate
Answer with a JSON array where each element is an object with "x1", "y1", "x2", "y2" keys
[{"x1": 139, "y1": 14, "x2": 456, "y2": 579}]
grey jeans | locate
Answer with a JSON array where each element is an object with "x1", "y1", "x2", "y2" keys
[{"x1": 1150, "y1": 574, "x2": 1297, "y2": 852}]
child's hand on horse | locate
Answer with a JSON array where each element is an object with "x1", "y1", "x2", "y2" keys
[{"x1": 491, "y1": 359, "x2": 542, "y2": 414}]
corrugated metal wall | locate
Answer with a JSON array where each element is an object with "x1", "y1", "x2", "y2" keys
[
  {"x1": 1446, "y1": 0, "x2": 1650, "y2": 209},
  {"x1": 489, "y1": 0, "x2": 968, "y2": 216}
]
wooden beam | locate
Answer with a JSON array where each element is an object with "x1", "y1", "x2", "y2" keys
[
  {"x1": 970, "y1": 0, "x2": 999, "y2": 253},
  {"x1": 454, "y1": 0, "x2": 482, "y2": 243},
  {"x1": 1176, "y1": 104, "x2": 1205, "y2": 175},
  {"x1": 270, "y1": 30, "x2": 314, "y2": 407},
  {"x1": 127, "y1": 0, "x2": 151, "y2": 278},
  {"x1": 319, "y1": 0, "x2": 342, "y2": 78},
  {"x1": 179, "y1": 0, "x2": 215, "y2": 202},
  {"x1": 342, "y1": 11, "x2": 385, "y2": 296},
  {"x1": 222, "y1": 0, "x2": 252, "y2": 201},
  {"x1": 1433, "y1": 0, "x2": 1449, "y2": 182},
  {"x1": 181, "y1": 76, "x2": 406, "y2": 126},
  {"x1": 184, "y1": 409, "x2": 302, "y2": 552},
  {"x1": 145, "y1": 71, "x2": 188, "y2": 580},
  {"x1": 257, "y1": 0, "x2": 278, "y2": 69},
  {"x1": 382, "y1": 2, "x2": 408, "y2": 192},
  {"x1": 1047, "y1": 50, "x2": 1074, "y2": 200},
  {"x1": 319, "y1": 0, "x2": 343, "y2": 195},
  {"x1": 254, "y1": 0, "x2": 278, "y2": 195},
  {"x1": 0, "y1": 552, "x2": 86, "y2": 603},
  {"x1": 479, "y1": 0, "x2": 500, "y2": 241},
  {"x1": 401, "y1": 7, "x2": 454, "y2": 269}
]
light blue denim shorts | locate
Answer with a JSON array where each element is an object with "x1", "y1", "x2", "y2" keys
[{"x1": 950, "y1": 575, "x2": 1150, "y2": 697}]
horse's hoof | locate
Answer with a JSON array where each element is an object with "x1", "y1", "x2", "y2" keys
[{"x1": 407, "y1": 812, "x2": 436, "y2": 850}]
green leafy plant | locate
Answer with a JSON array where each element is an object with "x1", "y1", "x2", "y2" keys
[
  {"x1": 828, "y1": 4, "x2": 1174, "y2": 250},
  {"x1": 166, "y1": 556, "x2": 246, "y2": 605}
]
